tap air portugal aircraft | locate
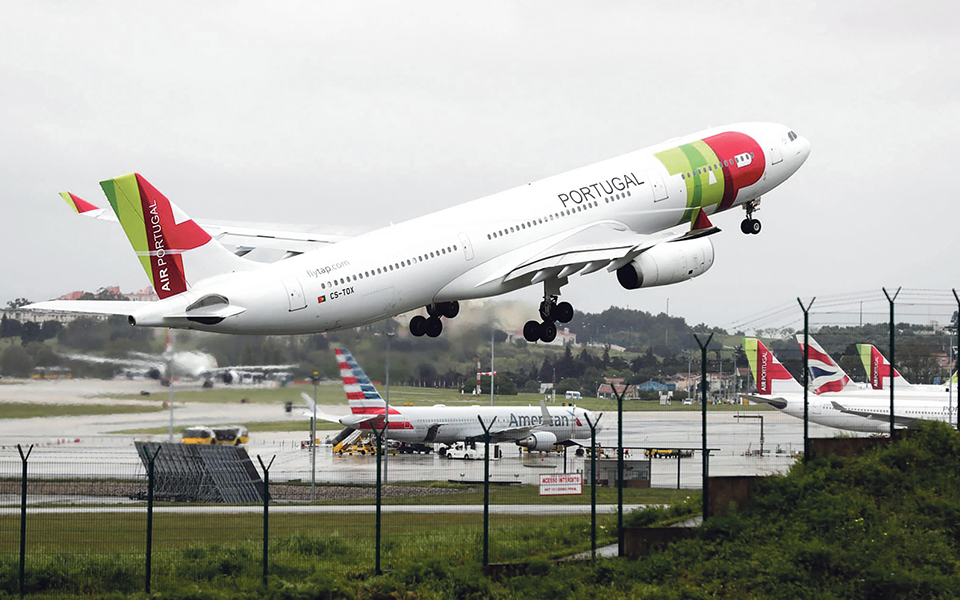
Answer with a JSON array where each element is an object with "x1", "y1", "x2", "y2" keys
[
  {"x1": 30, "y1": 123, "x2": 810, "y2": 341},
  {"x1": 743, "y1": 338, "x2": 957, "y2": 433},
  {"x1": 302, "y1": 348, "x2": 597, "y2": 450},
  {"x1": 855, "y1": 343, "x2": 957, "y2": 393}
]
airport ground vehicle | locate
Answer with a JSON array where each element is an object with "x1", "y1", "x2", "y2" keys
[
  {"x1": 181, "y1": 426, "x2": 216, "y2": 444},
  {"x1": 212, "y1": 425, "x2": 249, "y2": 445},
  {"x1": 645, "y1": 448, "x2": 694, "y2": 459},
  {"x1": 443, "y1": 441, "x2": 501, "y2": 460}
]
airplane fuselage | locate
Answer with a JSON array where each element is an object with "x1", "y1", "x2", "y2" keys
[{"x1": 127, "y1": 122, "x2": 810, "y2": 334}]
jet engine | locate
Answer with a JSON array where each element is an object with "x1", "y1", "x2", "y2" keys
[
  {"x1": 517, "y1": 431, "x2": 558, "y2": 451},
  {"x1": 616, "y1": 238, "x2": 715, "y2": 290}
]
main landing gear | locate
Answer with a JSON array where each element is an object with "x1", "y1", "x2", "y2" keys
[
  {"x1": 523, "y1": 296, "x2": 574, "y2": 343},
  {"x1": 409, "y1": 301, "x2": 459, "y2": 338},
  {"x1": 740, "y1": 199, "x2": 761, "y2": 235}
]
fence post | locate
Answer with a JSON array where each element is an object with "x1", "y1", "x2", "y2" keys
[
  {"x1": 953, "y1": 289, "x2": 959, "y2": 430},
  {"x1": 584, "y1": 412, "x2": 602, "y2": 562},
  {"x1": 883, "y1": 287, "x2": 901, "y2": 436},
  {"x1": 612, "y1": 383, "x2": 626, "y2": 557},
  {"x1": 17, "y1": 444, "x2": 33, "y2": 600},
  {"x1": 145, "y1": 445, "x2": 162, "y2": 594},
  {"x1": 373, "y1": 423, "x2": 386, "y2": 575},
  {"x1": 477, "y1": 416, "x2": 497, "y2": 566},
  {"x1": 798, "y1": 297, "x2": 815, "y2": 463},
  {"x1": 694, "y1": 334, "x2": 713, "y2": 521},
  {"x1": 256, "y1": 454, "x2": 275, "y2": 586}
]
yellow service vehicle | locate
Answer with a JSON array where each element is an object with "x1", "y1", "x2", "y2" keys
[
  {"x1": 181, "y1": 426, "x2": 216, "y2": 444},
  {"x1": 212, "y1": 425, "x2": 249, "y2": 445}
]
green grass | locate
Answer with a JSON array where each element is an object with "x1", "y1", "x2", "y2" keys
[
  {"x1": 99, "y1": 384, "x2": 770, "y2": 412},
  {"x1": 0, "y1": 402, "x2": 166, "y2": 419}
]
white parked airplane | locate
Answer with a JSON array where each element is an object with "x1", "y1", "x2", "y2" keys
[
  {"x1": 64, "y1": 331, "x2": 294, "y2": 386},
  {"x1": 743, "y1": 338, "x2": 956, "y2": 433},
  {"x1": 303, "y1": 348, "x2": 597, "y2": 450},
  {"x1": 30, "y1": 123, "x2": 810, "y2": 341}
]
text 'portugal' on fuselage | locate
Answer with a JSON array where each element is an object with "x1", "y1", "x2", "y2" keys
[{"x1": 32, "y1": 123, "x2": 810, "y2": 339}]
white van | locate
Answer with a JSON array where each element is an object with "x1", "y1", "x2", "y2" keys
[{"x1": 565, "y1": 391, "x2": 582, "y2": 400}]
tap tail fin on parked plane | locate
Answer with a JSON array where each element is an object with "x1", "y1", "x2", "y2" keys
[
  {"x1": 744, "y1": 338, "x2": 802, "y2": 395},
  {"x1": 856, "y1": 344, "x2": 907, "y2": 390},
  {"x1": 98, "y1": 173, "x2": 255, "y2": 299},
  {"x1": 795, "y1": 335, "x2": 851, "y2": 394}
]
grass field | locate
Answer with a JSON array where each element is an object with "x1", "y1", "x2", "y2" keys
[
  {"x1": 0, "y1": 402, "x2": 166, "y2": 419},
  {"x1": 102, "y1": 383, "x2": 771, "y2": 413}
]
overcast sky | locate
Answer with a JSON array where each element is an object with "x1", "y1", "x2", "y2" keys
[{"x1": 1, "y1": 1, "x2": 957, "y2": 330}]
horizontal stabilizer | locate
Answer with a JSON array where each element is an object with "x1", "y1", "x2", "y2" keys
[
  {"x1": 742, "y1": 394, "x2": 787, "y2": 410},
  {"x1": 25, "y1": 300, "x2": 140, "y2": 317}
]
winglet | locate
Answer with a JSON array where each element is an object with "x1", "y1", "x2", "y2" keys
[{"x1": 60, "y1": 192, "x2": 99, "y2": 214}]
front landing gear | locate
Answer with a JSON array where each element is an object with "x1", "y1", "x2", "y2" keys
[
  {"x1": 741, "y1": 199, "x2": 761, "y2": 235},
  {"x1": 410, "y1": 301, "x2": 459, "y2": 338},
  {"x1": 524, "y1": 296, "x2": 573, "y2": 343}
]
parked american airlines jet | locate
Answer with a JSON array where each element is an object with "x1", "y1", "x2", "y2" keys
[
  {"x1": 30, "y1": 123, "x2": 810, "y2": 341},
  {"x1": 304, "y1": 348, "x2": 596, "y2": 450}
]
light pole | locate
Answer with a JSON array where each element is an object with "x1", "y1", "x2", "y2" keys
[
  {"x1": 310, "y1": 370, "x2": 318, "y2": 501},
  {"x1": 490, "y1": 328, "x2": 495, "y2": 407},
  {"x1": 384, "y1": 331, "x2": 395, "y2": 482}
]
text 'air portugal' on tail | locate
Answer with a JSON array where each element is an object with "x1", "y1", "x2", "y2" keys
[{"x1": 100, "y1": 173, "x2": 254, "y2": 298}]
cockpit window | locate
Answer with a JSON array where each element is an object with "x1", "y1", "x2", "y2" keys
[{"x1": 788, "y1": 131, "x2": 797, "y2": 141}]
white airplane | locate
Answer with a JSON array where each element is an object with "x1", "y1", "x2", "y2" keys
[
  {"x1": 302, "y1": 348, "x2": 597, "y2": 450},
  {"x1": 855, "y1": 343, "x2": 956, "y2": 393},
  {"x1": 743, "y1": 338, "x2": 956, "y2": 433},
  {"x1": 796, "y1": 335, "x2": 955, "y2": 397},
  {"x1": 30, "y1": 123, "x2": 810, "y2": 341},
  {"x1": 64, "y1": 331, "x2": 294, "y2": 386}
]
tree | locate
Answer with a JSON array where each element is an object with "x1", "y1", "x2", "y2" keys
[
  {"x1": 556, "y1": 377, "x2": 582, "y2": 393},
  {"x1": 1, "y1": 345, "x2": 34, "y2": 376},
  {"x1": 0, "y1": 315, "x2": 22, "y2": 341},
  {"x1": 6, "y1": 298, "x2": 31, "y2": 309},
  {"x1": 19, "y1": 321, "x2": 42, "y2": 345}
]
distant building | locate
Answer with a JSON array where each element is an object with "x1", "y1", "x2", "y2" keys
[{"x1": 637, "y1": 380, "x2": 676, "y2": 392}]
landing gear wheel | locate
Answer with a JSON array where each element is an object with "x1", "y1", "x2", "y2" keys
[
  {"x1": 523, "y1": 320, "x2": 542, "y2": 342},
  {"x1": 540, "y1": 322, "x2": 557, "y2": 343},
  {"x1": 424, "y1": 316, "x2": 443, "y2": 338},
  {"x1": 441, "y1": 301, "x2": 460, "y2": 319},
  {"x1": 410, "y1": 315, "x2": 427, "y2": 337},
  {"x1": 554, "y1": 302, "x2": 574, "y2": 324},
  {"x1": 426, "y1": 304, "x2": 440, "y2": 317},
  {"x1": 740, "y1": 219, "x2": 752, "y2": 234},
  {"x1": 749, "y1": 219, "x2": 761, "y2": 235}
]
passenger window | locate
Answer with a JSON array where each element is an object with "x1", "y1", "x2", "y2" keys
[{"x1": 321, "y1": 283, "x2": 325, "y2": 290}]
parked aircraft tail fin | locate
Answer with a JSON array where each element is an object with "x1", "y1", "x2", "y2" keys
[
  {"x1": 744, "y1": 338, "x2": 802, "y2": 395},
  {"x1": 795, "y1": 335, "x2": 851, "y2": 394},
  {"x1": 60, "y1": 191, "x2": 100, "y2": 214},
  {"x1": 335, "y1": 348, "x2": 388, "y2": 413},
  {"x1": 98, "y1": 173, "x2": 255, "y2": 299},
  {"x1": 855, "y1": 344, "x2": 907, "y2": 390}
]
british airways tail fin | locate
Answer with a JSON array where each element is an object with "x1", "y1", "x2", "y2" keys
[
  {"x1": 335, "y1": 348, "x2": 387, "y2": 414},
  {"x1": 744, "y1": 338, "x2": 802, "y2": 395},
  {"x1": 98, "y1": 173, "x2": 255, "y2": 299},
  {"x1": 795, "y1": 335, "x2": 851, "y2": 394},
  {"x1": 855, "y1": 344, "x2": 908, "y2": 390}
]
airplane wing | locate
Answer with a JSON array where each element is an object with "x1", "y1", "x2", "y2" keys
[
  {"x1": 60, "y1": 192, "x2": 366, "y2": 258},
  {"x1": 61, "y1": 352, "x2": 163, "y2": 370},
  {"x1": 829, "y1": 401, "x2": 915, "y2": 428},
  {"x1": 299, "y1": 392, "x2": 380, "y2": 427},
  {"x1": 205, "y1": 364, "x2": 297, "y2": 374},
  {"x1": 24, "y1": 300, "x2": 140, "y2": 317},
  {"x1": 481, "y1": 218, "x2": 719, "y2": 286}
]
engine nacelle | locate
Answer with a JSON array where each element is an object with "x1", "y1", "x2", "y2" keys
[
  {"x1": 517, "y1": 431, "x2": 558, "y2": 451},
  {"x1": 616, "y1": 238, "x2": 715, "y2": 290}
]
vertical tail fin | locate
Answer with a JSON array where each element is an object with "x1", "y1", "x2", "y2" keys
[
  {"x1": 99, "y1": 173, "x2": 254, "y2": 299},
  {"x1": 795, "y1": 335, "x2": 851, "y2": 394},
  {"x1": 856, "y1": 344, "x2": 907, "y2": 389},
  {"x1": 744, "y1": 338, "x2": 802, "y2": 395},
  {"x1": 335, "y1": 348, "x2": 386, "y2": 414}
]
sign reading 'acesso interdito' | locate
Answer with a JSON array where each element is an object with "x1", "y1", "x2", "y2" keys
[{"x1": 539, "y1": 473, "x2": 583, "y2": 496}]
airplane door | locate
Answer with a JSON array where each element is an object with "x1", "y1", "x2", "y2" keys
[
  {"x1": 281, "y1": 276, "x2": 307, "y2": 311},
  {"x1": 458, "y1": 232, "x2": 475, "y2": 261},
  {"x1": 645, "y1": 171, "x2": 669, "y2": 202},
  {"x1": 768, "y1": 140, "x2": 783, "y2": 165}
]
